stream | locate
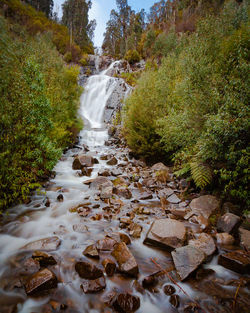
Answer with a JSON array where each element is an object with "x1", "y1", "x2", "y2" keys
[{"x1": 0, "y1": 61, "x2": 249, "y2": 313}]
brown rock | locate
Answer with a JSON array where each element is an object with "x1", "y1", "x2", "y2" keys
[
  {"x1": 81, "y1": 276, "x2": 106, "y2": 293},
  {"x1": 239, "y1": 227, "x2": 250, "y2": 250},
  {"x1": 189, "y1": 233, "x2": 216, "y2": 257},
  {"x1": 171, "y1": 245, "x2": 206, "y2": 281},
  {"x1": 217, "y1": 213, "x2": 241, "y2": 234},
  {"x1": 75, "y1": 261, "x2": 103, "y2": 280},
  {"x1": 158, "y1": 188, "x2": 174, "y2": 198},
  {"x1": 96, "y1": 238, "x2": 117, "y2": 251},
  {"x1": 98, "y1": 169, "x2": 111, "y2": 177},
  {"x1": 107, "y1": 157, "x2": 118, "y2": 165},
  {"x1": 102, "y1": 259, "x2": 116, "y2": 276},
  {"x1": 32, "y1": 251, "x2": 57, "y2": 266},
  {"x1": 22, "y1": 236, "x2": 61, "y2": 251},
  {"x1": 25, "y1": 269, "x2": 57, "y2": 295},
  {"x1": 107, "y1": 232, "x2": 131, "y2": 245},
  {"x1": 167, "y1": 194, "x2": 181, "y2": 204},
  {"x1": 190, "y1": 195, "x2": 219, "y2": 219},
  {"x1": 144, "y1": 219, "x2": 186, "y2": 250},
  {"x1": 218, "y1": 250, "x2": 250, "y2": 274},
  {"x1": 216, "y1": 233, "x2": 235, "y2": 245},
  {"x1": 112, "y1": 293, "x2": 140, "y2": 313},
  {"x1": 151, "y1": 162, "x2": 169, "y2": 172},
  {"x1": 23, "y1": 258, "x2": 40, "y2": 274},
  {"x1": 163, "y1": 285, "x2": 176, "y2": 295},
  {"x1": 81, "y1": 167, "x2": 93, "y2": 177},
  {"x1": 169, "y1": 295, "x2": 180, "y2": 308},
  {"x1": 73, "y1": 224, "x2": 88, "y2": 233},
  {"x1": 72, "y1": 155, "x2": 94, "y2": 169},
  {"x1": 113, "y1": 187, "x2": 132, "y2": 199},
  {"x1": 142, "y1": 273, "x2": 158, "y2": 288},
  {"x1": 83, "y1": 244, "x2": 99, "y2": 259},
  {"x1": 111, "y1": 242, "x2": 139, "y2": 277},
  {"x1": 129, "y1": 223, "x2": 143, "y2": 238},
  {"x1": 57, "y1": 194, "x2": 64, "y2": 202}
]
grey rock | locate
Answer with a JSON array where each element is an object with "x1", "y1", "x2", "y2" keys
[
  {"x1": 190, "y1": 195, "x2": 220, "y2": 219},
  {"x1": 25, "y1": 269, "x2": 57, "y2": 295},
  {"x1": 167, "y1": 194, "x2": 181, "y2": 204},
  {"x1": 189, "y1": 233, "x2": 216, "y2": 257},
  {"x1": 217, "y1": 213, "x2": 241, "y2": 234},
  {"x1": 22, "y1": 236, "x2": 61, "y2": 251}
]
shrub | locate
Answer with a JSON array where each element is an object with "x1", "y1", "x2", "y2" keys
[
  {"x1": 124, "y1": 49, "x2": 141, "y2": 65},
  {"x1": 64, "y1": 51, "x2": 72, "y2": 63}
]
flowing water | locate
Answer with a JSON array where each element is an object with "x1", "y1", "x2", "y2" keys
[{"x1": 0, "y1": 61, "x2": 249, "y2": 313}]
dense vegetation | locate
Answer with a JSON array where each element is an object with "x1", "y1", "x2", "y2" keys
[
  {"x1": 123, "y1": 0, "x2": 249, "y2": 206},
  {"x1": 0, "y1": 2, "x2": 85, "y2": 210}
]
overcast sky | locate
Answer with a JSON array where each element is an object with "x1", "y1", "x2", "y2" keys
[{"x1": 53, "y1": 0, "x2": 156, "y2": 47}]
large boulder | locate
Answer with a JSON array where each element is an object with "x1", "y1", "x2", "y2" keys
[
  {"x1": 190, "y1": 195, "x2": 220, "y2": 219},
  {"x1": 72, "y1": 154, "x2": 94, "y2": 170},
  {"x1": 218, "y1": 250, "x2": 250, "y2": 274},
  {"x1": 239, "y1": 227, "x2": 250, "y2": 250},
  {"x1": 171, "y1": 245, "x2": 206, "y2": 281},
  {"x1": 144, "y1": 219, "x2": 186, "y2": 250},
  {"x1": 111, "y1": 242, "x2": 139, "y2": 277},
  {"x1": 22, "y1": 236, "x2": 61, "y2": 251},
  {"x1": 217, "y1": 213, "x2": 241, "y2": 234},
  {"x1": 90, "y1": 177, "x2": 113, "y2": 199},
  {"x1": 25, "y1": 269, "x2": 57, "y2": 295},
  {"x1": 188, "y1": 233, "x2": 216, "y2": 257}
]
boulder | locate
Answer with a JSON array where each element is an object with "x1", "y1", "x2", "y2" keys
[
  {"x1": 57, "y1": 194, "x2": 64, "y2": 202},
  {"x1": 188, "y1": 233, "x2": 216, "y2": 257},
  {"x1": 111, "y1": 242, "x2": 139, "y2": 277},
  {"x1": 75, "y1": 261, "x2": 103, "y2": 280},
  {"x1": 152, "y1": 163, "x2": 170, "y2": 183},
  {"x1": 32, "y1": 251, "x2": 57, "y2": 266},
  {"x1": 90, "y1": 177, "x2": 113, "y2": 199},
  {"x1": 22, "y1": 236, "x2": 61, "y2": 251},
  {"x1": 98, "y1": 169, "x2": 111, "y2": 177},
  {"x1": 107, "y1": 232, "x2": 131, "y2": 245},
  {"x1": 218, "y1": 250, "x2": 250, "y2": 274},
  {"x1": 81, "y1": 276, "x2": 106, "y2": 293},
  {"x1": 102, "y1": 259, "x2": 116, "y2": 276},
  {"x1": 171, "y1": 245, "x2": 206, "y2": 281},
  {"x1": 81, "y1": 167, "x2": 93, "y2": 177},
  {"x1": 107, "y1": 157, "x2": 118, "y2": 166},
  {"x1": 144, "y1": 219, "x2": 186, "y2": 250},
  {"x1": 239, "y1": 227, "x2": 250, "y2": 250},
  {"x1": 96, "y1": 238, "x2": 117, "y2": 251},
  {"x1": 151, "y1": 162, "x2": 169, "y2": 172},
  {"x1": 216, "y1": 233, "x2": 235, "y2": 245},
  {"x1": 25, "y1": 269, "x2": 57, "y2": 295},
  {"x1": 23, "y1": 258, "x2": 40, "y2": 274},
  {"x1": 129, "y1": 223, "x2": 143, "y2": 238},
  {"x1": 83, "y1": 244, "x2": 99, "y2": 259},
  {"x1": 190, "y1": 195, "x2": 219, "y2": 219},
  {"x1": 169, "y1": 295, "x2": 180, "y2": 308},
  {"x1": 157, "y1": 188, "x2": 174, "y2": 199},
  {"x1": 142, "y1": 273, "x2": 159, "y2": 288},
  {"x1": 72, "y1": 155, "x2": 94, "y2": 169},
  {"x1": 163, "y1": 285, "x2": 176, "y2": 295},
  {"x1": 217, "y1": 213, "x2": 241, "y2": 234},
  {"x1": 113, "y1": 187, "x2": 132, "y2": 199},
  {"x1": 112, "y1": 293, "x2": 140, "y2": 313}
]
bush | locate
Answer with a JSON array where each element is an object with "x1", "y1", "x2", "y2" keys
[
  {"x1": 79, "y1": 53, "x2": 89, "y2": 66},
  {"x1": 124, "y1": 49, "x2": 141, "y2": 65},
  {"x1": 64, "y1": 51, "x2": 72, "y2": 63},
  {"x1": 0, "y1": 17, "x2": 82, "y2": 209},
  {"x1": 124, "y1": 0, "x2": 250, "y2": 206}
]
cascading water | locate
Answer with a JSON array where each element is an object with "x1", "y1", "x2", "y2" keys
[{"x1": 0, "y1": 59, "x2": 248, "y2": 313}]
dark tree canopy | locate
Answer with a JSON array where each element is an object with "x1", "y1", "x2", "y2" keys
[{"x1": 24, "y1": 0, "x2": 54, "y2": 18}]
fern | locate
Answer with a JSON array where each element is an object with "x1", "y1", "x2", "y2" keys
[
  {"x1": 174, "y1": 163, "x2": 191, "y2": 177},
  {"x1": 190, "y1": 161, "x2": 213, "y2": 189}
]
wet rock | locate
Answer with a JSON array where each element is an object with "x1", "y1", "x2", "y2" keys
[
  {"x1": 217, "y1": 213, "x2": 241, "y2": 234},
  {"x1": 102, "y1": 258, "x2": 116, "y2": 276},
  {"x1": 44, "y1": 197, "x2": 50, "y2": 207},
  {"x1": 171, "y1": 245, "x2": 206, "y2": 281},
  {"x1": 32, "y1": 251, "x2": 57, "y2": 266},
  {"x1": 96, "y1": 238, "x2": 117, "y2": 251},
  {"x1": 169, "y1": 205, "x2": 189, "y2": 218},
  {"x1": 73, "y1": 224, "x2": 88, "y2": 233},
  {"x1": 112, "y1": 292, "x2": 140, "y2": 313},
  {"x1": 111, "y1": 242, "x2": 139, "y2": 277},
  {"x1": 239, "y1": 227, "x2": 250, "y2": 250},
  {"x1": 188, "y1": 233, "x2": 216, "y2": 257},
  {"x1": 184, "y1": 303, "x2": 203, "y2": 313},
  {"x1": 23, "y1": 258, "x2": 40, "y2": 274},
  {"x1": 78, "y1": 207, "x2": 91, "y2": 217},
  {"x1": 81, "y1": 167, "x2": 93, "y2": 177},
  {"x1": 112, "y1": 177, "x2": 128, "y2": 187},
  {"x1": 151, "y1": 162, "x2": 169, "y2": 172},
  {"x1": 169, "y1": 295, "x2": 180, "y2": 308},
  {"x1": 167, "y1": 194, "x2": 181, "y2": 204},
  {"x1": 111, "y1": 168, "x2": 122, "y2": 176},
  {"x1": 100, "y1": 154, "x2": 109, "y2": 160},
  {"x1": 107, "y1": 157, "x2": 118, "y2": 165},
  {"x1": 72, "y1": 155, "x2": 94, "y2": 169},
  {"x1": 218, "y1": 250, "x2": 250, "y2": 274},
  {"x1": 81, "y1": 276, "x2": 106, "y2": 293},
  {"x1": 142, "y1": 273, "x2": 158, "y2": 288},
  {"x1": 107, "y1": 232, "x2": 131, "y2": 245},
  {"x1": 57, "y1": 194, "x2": 64, "y2": 202},
  {"x1": 22, "y1": 236, "x2": 61, "y2": 251},
  {"x1": 139, "y1": 193, "x2": 153, "y2": 200},
  {"x1": 216, "y1": 233, "x2": 235, "y2": 245},
  {"x1": 144, "y1": 219, "x2": 186, "y2": 250},
  {"x1": 190, "y1": 195, "x2": 219, "y2": 219},
  {"x1": 98, "y1": 169, "x2": 111, "y2": 177},
  {"x1": 129, "y1": 223, "x2": 143, "y2": 238},
  {"x1": 113, "y1": 187, "x2": 132, "y2": 199},
  {"x1": 163, "y1": 284, "x2": 176, "y2": 295},
  {"x1": 100, "y1": 184, "x2": 113, "y2": 199},
  {"x1": 83, "y1": 244, "x2": 99, "y2": 259},
  {"x1": 25, "y1": 268, "x2": 57, "y2": 295},
  {"x1": 75, "y1": 261, "x2": 103, "y2": 280},
  {"x1": 90, "y1": 177, "x2": 113, "y2": 199},
  {"x1": 195, "y1": 268, "x2": 215, "y2": 280}
]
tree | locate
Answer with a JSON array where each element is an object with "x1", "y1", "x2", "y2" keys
[
  {"x1": 24, "y1": 0, "x2": 54, "y2": 18},
  {"x1": 62, "y1": 0, "x2": 96, "y2": 49}
]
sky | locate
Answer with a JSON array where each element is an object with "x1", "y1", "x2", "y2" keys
[{"x1": 53, "y1": 0, "x2": 156, "y2": 47}]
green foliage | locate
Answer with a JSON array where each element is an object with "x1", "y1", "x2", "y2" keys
[
  {"x1": 120, "y1": 72, "x2": 141, "y2": 86},
  {"x1": 64, "y1": 51, "x2": 72, "y2": 63},
  {"x1": 124, "y1": 49, "x2": 140, "y2": 64},
  {"x1": 79, "y1": 54, "x2": 89, "y2": 66},
  {"x1": 124, "y1": 0, "x2": 250, "y2": 206},
  {"x1": 0, "y1": 17, "x2": 82, "y2": 209}
]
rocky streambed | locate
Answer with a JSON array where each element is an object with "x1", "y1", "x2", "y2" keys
[{"x1": 0, "y1": 61, "x2": 249, "y2": 313}]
